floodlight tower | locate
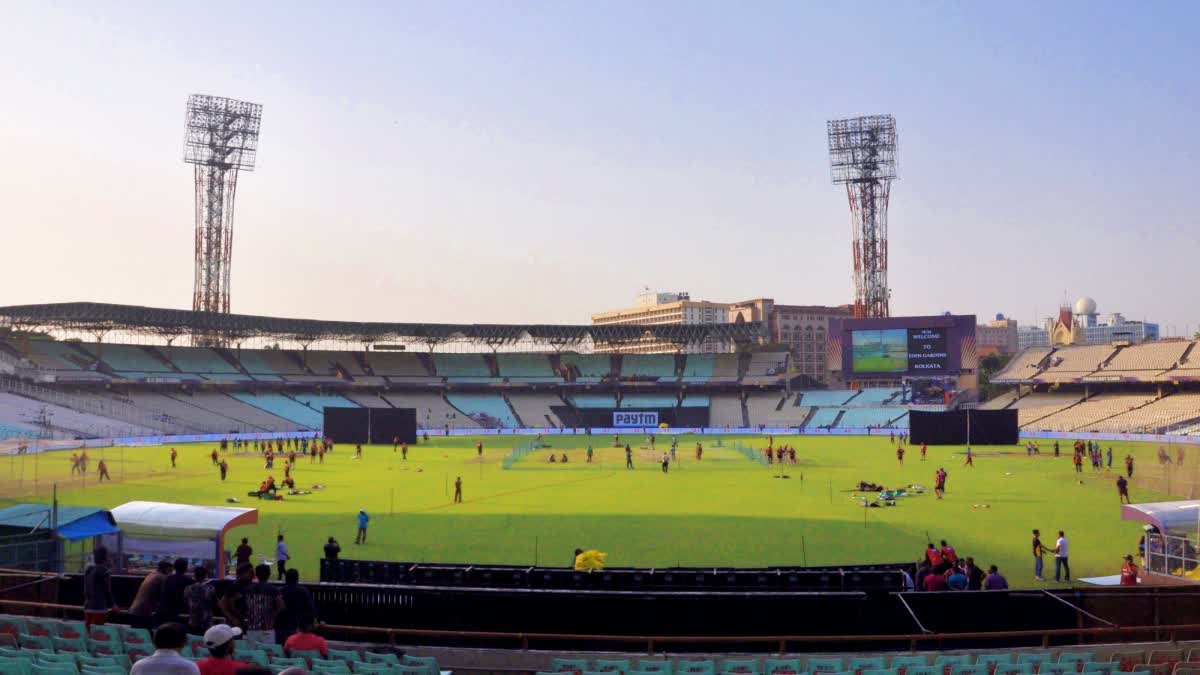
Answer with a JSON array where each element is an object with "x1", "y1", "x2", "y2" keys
[
  {"x1": 827, "y1": 115, "x2": 897, "y2": 319},
  {"x1": 183, "y1": 94, "x2": 262, "y2": 314}
]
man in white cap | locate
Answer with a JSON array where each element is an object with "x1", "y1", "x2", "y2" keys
[{"x1": 196, "y1": 623, "x2": 248, "y2": 675}]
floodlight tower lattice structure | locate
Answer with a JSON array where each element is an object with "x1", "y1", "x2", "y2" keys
[
  {"x1": 827, "y1": 115, "x2": 897, "y2": 319},
  {"x1": 183, "y1": 94, "x2": 262, "y2": 316}
]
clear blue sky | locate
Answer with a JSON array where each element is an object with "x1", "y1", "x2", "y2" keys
[{"x1": 1, "y1": 1, "x2": 1196, "y2": 332}]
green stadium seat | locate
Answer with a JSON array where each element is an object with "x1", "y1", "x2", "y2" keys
[
  {"x1": 311, "y1": 659, "x2": 352, "y2": 674},
  {"x1": 402, "y1": 654, "x2": 440, "y2": 675},
  {"x1": 0, "y1": 655, "x2": 35, "y2": 675},
  {"x1": 1059, "y1": 654, "x2": 1097, "y2": 670},
  {"x1": 851, "y1": 658, "x2": 887, "y2": 673},
  {"x1": 51, "y1": 635, "x2": 87, "y2": 653},
  {"x1": 1017, "y1": 655, "x2": 1053, "y2": 672},
  {"x1": 637, "y1": 661, "x2": 673, "y2": 675},
  {"x1": 809, "y1": 659, "x2": 845, "y2": 674},
  {"x1": 595, "y1": 660, "x2": 633, "y2": 675},
  {"x1": 254, "y1": 642, "x2": 285, "y2": 659},
  {"x1": 721, "y1": 659, "x2": 761, "y2": 675},
  {"x1": 936, "y1": 657, "x2": 975, "y2": 670},
  {"x1": 271, "y1": 657, "x2": 308, "y2": 668},
  {"x1": 892, "y1": 657, "x2": 931, "y2": 675},
  {"x1": 79, "y1": 667, "x2": 126, "y2": 675},
  {"x1": 0, "y1": 645, "x2": 27, "y2": 659},
  {"x1": 678, "y1": 660, "x2": 716, "y2": 675},
  {"x1": 239, "y1": 649, "x2": 271, "y2": 667},
  {"x1": 35, "y1": 652, "x2": 78, "y2": 667},
  {"x1": 25, "y1": 620, "x2": 55, "y2": 637},
  {"x1": 122, "y1": 644, "x2": 152, "y2": 662},
  {"x1": 87, "y1": 638, "x2": 123, "y2": 657},
  {"x1": 31, "y1": 666, "x2": 79, "y2": 675},
  {"x1": 1148, "y1": 652, "x2": 1184, "y2": 669},
  {"x1": 994, "y1": 664, "x2": 1034, "y2": 675},
  {"x1": 0, "y1": 616, "x2": 28, "y2": 637},
  {"x1": 328, "y1": 648, "x2": 362, "y2": 663},
  {"x1": 1112, "y1": 653, "x2": 1145, "y2": 672},
  {"x1": 54, "y1": 622, "x2": 86, "y2": 640},
  {"x1": 554, "y1": 659, "x2": 592, "y2": 674},
  {"x1": 977, "y1": 655, "x2": 1015, "y2": 673},
  {"x1": 951, "y1": 666, "x2": 987, "y2": 675},
  {"x1": 352, "y1": 664, "x2": 395, "y2": 674},
  {"x1": 118, "y1": 627, "x2": 151, "y2": 646},
  {"x1": 87, "y1": 626, "x2": 121, "y2": 646},
  {"x1": 19, "y1": 633, "x2": 54, "y2": 651},
  {"x1": 905, "y1": 666, "x2": 942, "y2": 675},
  {"x1": 78, "y1": 655, "x2": 127, "y2": 671},
  {"x1": 1039, "y1": 665, "x2": 1078, "y2": 675},
  {"x1": 364, "y1": 652, "x2": 401, "y2": 666},
  {"x1": 1083, "y1": 665, "x2": 1119, "y2": 675},
  {"x1": 289, "y1": 648, "x2": 324, "y2": 665},
  {"x1": 862, "y1": 669, "x2": 900, "y2": 675},
  {"x1": 763, "y1": 659, "x2": 803, "y2": 675},
  {"x1": 395, "y1": 666, "x2": 433, "y2": 675}
]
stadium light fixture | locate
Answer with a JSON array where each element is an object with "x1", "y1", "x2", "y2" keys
[
  {"x1": 827, "y1": 115, "x2": 898, "y2": 319},
  {"x1": 183, "y1": 94, "x2": 263, "y2": 321}
]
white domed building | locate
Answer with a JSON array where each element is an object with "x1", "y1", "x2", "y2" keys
[{"x1": 1016, "y1": 295, "x2": 1160, "y2": 348}]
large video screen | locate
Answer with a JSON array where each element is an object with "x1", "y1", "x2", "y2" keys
[
  {"x1": 907, "y1": 327, "x2": 948, "y2": 373},
  {"x1": 849, "y1": 326, "x2": 950, "y2": 374},
  {"x1": 831, "y1": 315, "x2": 975, "y2": 377},
  {"x1": 851, "y1": 329, "x2": 908, "y2": 373}
]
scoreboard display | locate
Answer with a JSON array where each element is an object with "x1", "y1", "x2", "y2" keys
[{"x1": 832, "y1": 315, "x2": 974, "y2": 377}]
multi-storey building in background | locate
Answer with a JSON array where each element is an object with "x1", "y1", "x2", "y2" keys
[
  {"x1": 592, "y1": 290, "x2": 851, "y2": 382},
  {"x1": 590, "y1": 290, "x2": 733, "y2": 354},
  {"x1": 728, "y1": 299, "x2": 852, "y2": 384},
  {"x1": 1016, "y1": 297, "x2": 1160, "y2": 349},
  {"x1": 975, "y1": 314, "x2": 1019, "y2": 355}
]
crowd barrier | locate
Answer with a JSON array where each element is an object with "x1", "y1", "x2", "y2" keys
[
  {"x1": 7, "y1": 426, "x2": 1200, "y2": 456},
  {"x1": 318, "y1": 559, "x2": 909, "y2": 592},
  {"x1": 0, "y1": 429, "x2": 321, "y2": 455},
  {"x1": 27, "y1": 571, "x2": 1200, "y2": 650}
]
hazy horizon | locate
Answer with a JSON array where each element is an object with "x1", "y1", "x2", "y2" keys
[{"x1": 1, "y1": 2, "x2": 1197, "y2": 334}]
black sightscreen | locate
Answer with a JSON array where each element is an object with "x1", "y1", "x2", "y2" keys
[
  {"x1": 909, "y1": 409, "x2": 1018, "y2": 445},
  {"x1": 369, "y1": 408, "x2": 417, "y2": 445},
  {"x1": 323, "y1": 408, "x2": 369, "y2": 443},
  {"x1": 323, "y1": 407, "x2": 417, "y2": 444}
]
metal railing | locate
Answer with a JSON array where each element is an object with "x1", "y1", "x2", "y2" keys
[
  {"x1": 1145, "y1": 533, "x2": 1200, "y2": 579},
  {"x1": 2, "y1": 594, "x2": 1200, "y2": 655}
]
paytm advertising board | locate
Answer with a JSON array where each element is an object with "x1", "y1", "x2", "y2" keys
[
  {"x1": 613, "y1": 411, "x2": 660, "y2": 427},
  {"x1": 829, "y1": 314, "x2": 977, "y2": 377}
]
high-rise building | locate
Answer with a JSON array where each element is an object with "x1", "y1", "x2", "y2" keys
[
  {"x1": 590, "y1": 290, "x2": 733, "y2": 354},
  {"x1": 591, "y1": 292, "x2": 851, "y2": 379},
  {"x1": 728, "y1": 299, "x2": 852, "y2": 384},
  {"x1": 976, "y1": 314, "x2": 1019, "y2": 355}
]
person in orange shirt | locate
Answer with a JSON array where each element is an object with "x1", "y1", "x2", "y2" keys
[
  {"x1": 1120, "y1": 555, "x2": 1138, "y2": 586},
  {"x1": 284, "y1": 619, "x2": 327, "y2": 658}
]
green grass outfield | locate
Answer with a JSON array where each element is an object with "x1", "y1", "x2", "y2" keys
[{"x1": 0, "y1": 434, "x2": 1182, "y2": 588}]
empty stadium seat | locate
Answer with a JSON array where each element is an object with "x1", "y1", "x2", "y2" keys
[{"x1": 446, "y1": 393, "x2": 520, "y2": 427}]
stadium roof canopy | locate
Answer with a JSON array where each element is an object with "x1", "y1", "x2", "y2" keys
[{"x1": 0, "y1": 302, "x2": 763, "y2": 348}]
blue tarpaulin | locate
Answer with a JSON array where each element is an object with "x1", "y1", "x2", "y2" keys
[{"x1": 0, "y1": 503, "x2": 119, "y2": 541}]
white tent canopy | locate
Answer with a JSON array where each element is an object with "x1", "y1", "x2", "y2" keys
[
  {"x1": 1121, "y1": 500, "x2": 1200, "y2": 536},
  {"x1": 109, "y1": 501, "x2": 258, "y2": 576}
]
